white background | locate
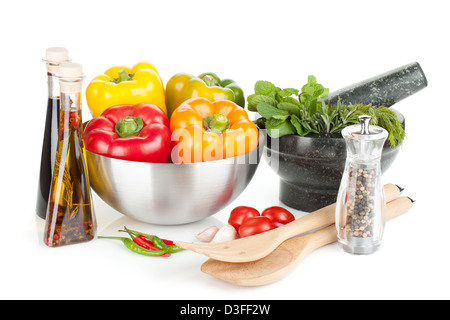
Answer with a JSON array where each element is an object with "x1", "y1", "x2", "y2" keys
[{"x1": 1, "y1": 0, "x2": 449, "y2": 300}]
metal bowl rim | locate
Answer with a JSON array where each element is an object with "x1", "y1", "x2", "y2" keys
[{"x1": 85, "y1": 144, "x2": 262, "y2": 167}]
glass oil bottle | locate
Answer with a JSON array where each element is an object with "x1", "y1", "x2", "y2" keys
[
  {"x1": 44, "y1": 62, "x2": 96, "y2": 247},
  {"x1": 335, "y1": 115, "x2": 388, "y2": 255},
  {"x1": 36, "y1": 47, "x2": 69, "y2": 219}
]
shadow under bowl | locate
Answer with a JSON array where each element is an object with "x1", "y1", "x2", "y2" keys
[{"x1": 263, "y1": 109, "x2": 404, "y2": 212}]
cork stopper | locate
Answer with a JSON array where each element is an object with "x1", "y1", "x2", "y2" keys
[
  {"x1": 59, "y1": 62, "x2": 83, "y2": 79},
  {"x1": 46, "y1": 47, "x2": 69, "y2": 63},
  {"x1": 45, "y1": 47, "x2": 69, "y2": 74},
  {"x1": 59, "y1": 62, "x2": 84, "y2": 94}
]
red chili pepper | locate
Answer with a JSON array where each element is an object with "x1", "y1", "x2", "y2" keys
[
  {"x1": 137, "y1": 235, "x2": 156, "y2": 247},
  {"x1": 139, "y1": 233, "x2": 174, "y2": 246},
  {"x1": 134, "y1": 237, "x2": 158, "y2": 251},
  {"x1": 161, "y1": 239, "x2": 175, "y2": 246},
  {"x1": 134, "y1": 236, "x2": 171, "y2": 257},
  {"x1": 69, "y1": 111, "x2": 80, "y2": 129}
]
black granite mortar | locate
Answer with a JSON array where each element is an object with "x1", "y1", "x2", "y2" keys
[
  {"x1": 260, "y1": 62, "x2": 427, "y2": 212},
  {"x1": 263, "y1": 109, "x2": 404, "y2": 212}
]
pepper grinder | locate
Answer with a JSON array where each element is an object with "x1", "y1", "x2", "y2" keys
[{"x1": 335, "y1": 115, "x2": 388, "y2": 255}]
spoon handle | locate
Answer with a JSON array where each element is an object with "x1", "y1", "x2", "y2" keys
[{"x1": 278, "y1": 183, "x2": 401, "y2": 241}]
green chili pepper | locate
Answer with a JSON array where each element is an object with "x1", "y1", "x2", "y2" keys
[
  {"x1": 166, "y1": 244, "x2": 184, "y2": 253},
  {"x1": 122, "y1": 227, "x2": 184, "y2": 253},
  {"x1": 151, "y1": 235, "x2": 168, "y2": 251},
  {"x1": 98, "y1": 236, "x2": 168, "y2": 256}
]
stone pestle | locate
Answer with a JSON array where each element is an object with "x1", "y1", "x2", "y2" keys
[{"x1": 323, "y1": 62, "x2": 428, "y2": 108}]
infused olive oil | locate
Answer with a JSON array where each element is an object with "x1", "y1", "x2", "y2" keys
[{"x1": 44, "y1": 62, "x2": 96, "y2": 247}]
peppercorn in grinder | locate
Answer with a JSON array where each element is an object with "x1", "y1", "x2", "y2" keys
[{"x1": 335, "y1": 115, "x2": 388, "y2": 255}]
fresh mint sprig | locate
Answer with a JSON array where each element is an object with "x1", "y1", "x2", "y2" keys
[{"x1": 248, "y1": 76, "x2": 330, "y2": 138}]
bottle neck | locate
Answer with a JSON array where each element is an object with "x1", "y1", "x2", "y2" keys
[
  {"x1": 61, "y1": 91, "x2": 82, "y2": 112},
  {"x1": 60, "y1": 90, "x2": 82, "y2": 133},
  {"x1": 47, "y1": 72, "x2": 60, "y2": 99},
  {"x1": 60, "y1": 77, "x2": 83, "y2": 112}
]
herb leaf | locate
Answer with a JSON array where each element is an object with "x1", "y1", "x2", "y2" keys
[
  {"x1": 277, "y1": 102, "x2": 301, "y2": 117},
  {"x1": 300, "y1": 75, "x2": 329, "y2": 104},
  {"x1": 247, "y1": 94, "x2": 278, "y2": 111},
  {"x1": 290, "y1": 114, "x2": 311, "y2": 136},
  {"x1": 278, "y1": 88, "x2": 299, "y2": 98},
  {"x1": 280, "y1": 96, "x2": 301, "y2": 107},
  {"x1": 256, "y1": 102, "x2": 289, "y2": 119},
  {"x1": 255, "y1": 81, "x2": 277, "y2": 96},
  {"x1": 265, "y1": 119, "x2": 296, "y2": 138}
]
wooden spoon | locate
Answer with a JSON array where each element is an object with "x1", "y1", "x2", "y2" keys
[
  {"x1": 174, "y1": 184, "x2": 402, "y2": 263},
  {"x1": 201, "y1": 196, "x2": 414, "y2": 286}
]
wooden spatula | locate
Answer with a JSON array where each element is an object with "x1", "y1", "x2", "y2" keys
[
  {"x1": 201, "y1": 196, "x2": 413, "y2": 286},
  {"x1": 174, "y1": 184, "x2": 402, "y2": 263}
]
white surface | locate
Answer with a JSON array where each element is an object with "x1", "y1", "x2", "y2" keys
[{"x1": 1, "y1": 0, "x2": 449, "y2": 300}]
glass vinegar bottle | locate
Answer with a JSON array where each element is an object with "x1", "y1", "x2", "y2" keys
[
  {"x1": 36, "y1": 47, "x2": 69, "y2": 219},
  {"x1": 44, "y1": 62, "x2": 96, "y2": 247}
]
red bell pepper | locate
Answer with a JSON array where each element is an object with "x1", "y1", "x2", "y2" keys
[{"x1": 84, "y1": 103, "x2": 171, "y2": 163}]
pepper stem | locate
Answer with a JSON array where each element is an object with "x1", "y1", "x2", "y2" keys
[
  {"x1": 202, "y1": 75, "x2": 217, "y2": 87},
  {"x1": 97, "y1": 236, "x2": 127, "y2": 240},
  {"x1": 110, "y1": 69, "x2": 134, "y2": 83},
  {"x1": 120, "y1": 69, "x2": 129, "y2": 81},
  {"x1": 115, "y1": 116, "x2": 144, "y2": 138},
  {"x1": 204, "y1": 114, "x2": 230, "y2": 134}
]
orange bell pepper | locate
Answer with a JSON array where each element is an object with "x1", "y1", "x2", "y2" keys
[{"x1": 170, "y1": 98, "x2": 258, "y2": 163}]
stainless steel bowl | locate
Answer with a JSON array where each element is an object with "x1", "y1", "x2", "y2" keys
[{"x1": 85, "y1": 141, "x2": 262, "y2": 225}]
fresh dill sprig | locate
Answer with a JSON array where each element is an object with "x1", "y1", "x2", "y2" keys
[{"x1": 347, "y1": 103, "x2": 406, "y2": 147}]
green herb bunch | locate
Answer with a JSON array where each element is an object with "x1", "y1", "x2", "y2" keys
[{"x1": 248, "y1": 76, "x2": 405, "y2": 146}]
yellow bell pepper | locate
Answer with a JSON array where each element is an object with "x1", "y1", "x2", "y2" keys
[{"x1": 86, "y1": 62, "x2": 166, "y2": 117}]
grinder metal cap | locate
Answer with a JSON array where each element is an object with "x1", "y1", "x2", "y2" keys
[
  {"x1": 341, "y1": 115, "x2": 388, "y2": 161},
  {"x1": 59, "y1": 62, "x2": 84, "y2": 93}
]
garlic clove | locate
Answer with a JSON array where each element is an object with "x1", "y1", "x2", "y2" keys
[
  {"x1": 211, "y1": 224, "x2": 238, "y2": 243},
  {"x1": 194, "y1": 226, "x2": 219, "y2": 242}
]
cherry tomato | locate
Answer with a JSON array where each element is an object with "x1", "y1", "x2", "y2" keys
[
  {"x1": 238, "y1": 216, "x2": 275, "y2": 238},
  {"x1": 228, "y1": 206, "x2": 260, "y2": 231},
  {"x1": 261, "y1": 206, "x2": 295, "y2": 227}
]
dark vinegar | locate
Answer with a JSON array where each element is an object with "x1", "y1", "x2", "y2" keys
[{"x1": 36, "y1": 98, "x2": 60, "y2": 219}]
